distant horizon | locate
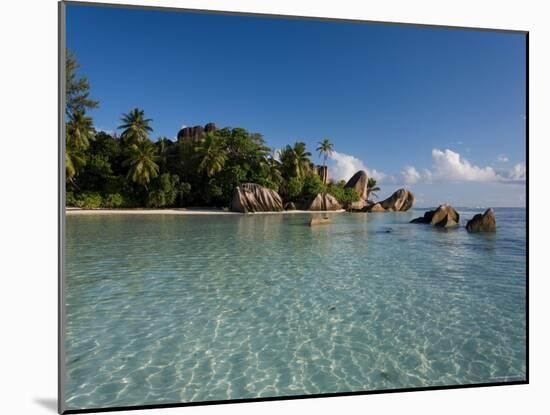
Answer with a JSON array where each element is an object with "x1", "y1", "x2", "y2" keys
[{"x1": 66, "y1": 4, "x2": 527, "y2": 207}]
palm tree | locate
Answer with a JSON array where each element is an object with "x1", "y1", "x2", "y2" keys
[
  {"x1": 65, "y1": 109, "x2": 94, "y2": 182},
  {"x1": 280, "y1": 142, "x2": 312, "y2": 179},
  {"x1": 262, "y1": 155, "x2": 283, "y2": 189},
  {"x1": 293, "y1": 142, "x2": 312, "y2": 178},
  {"x1": 118, "y1": 108, "x2": 153, "y2": 145},
  {"x1": 123, "y1": 139, "x2": 159, "y2": 189},
  {"x1": 65, "y1": 147, "x2": 86, "y2": 183},
  {"x1": 67, "y1": 109, "x2": 95, "y2": 150},
  {"x1": 367, "y1": 177, "x2": 381, "y2": 200},
  {"x1": 194, "y1": 132, "x2": 227, "y2": 177},
  {"x1": 316, "y1": 138, "x2": 334, "y2": 168},
  {"x1": 66, "y1": 49, "x2": 99, "y2": 116},
  {"x1": 156, "y1": 137, "x2": 173, "y2": 173}
]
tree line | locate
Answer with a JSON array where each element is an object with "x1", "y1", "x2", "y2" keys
[{"x1": 65, "y1": 51, "x2": 366, "y2": 209}]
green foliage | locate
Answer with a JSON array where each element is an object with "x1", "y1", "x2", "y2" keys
[
  {"x1": 65, "y1": 147, "x2": 86, "y2": 182},
  {"x1": 73, "y1": 192, "x2": 103, "y2": 209},
  {"x1": 65, "y1": 51, "x2": 98, "y2": 183},
  {"x1": 367, "y1": 177, "x2": 381, "y2": 200},
  {"x1": 103, "y1": 193, "x2": 125, "y2": 208},
  {"x1": 316, "y1": 138, "x2": 334, "y2": 168},
  {"x1": 64, "y1": 57, "x2": 345, "y2": 210},
  {"x1": 66, "y1": 49, "x2": 98, "y2": 116},
  {"x1": 279, "y1": 142, "x2": 312, "y2": 180},
  {"x1": 123, "y1": 139, "x2": 159, "y2": 188},
  {"x1": 118, "y1": 108, "x2": 153, "y2": 145},
  {"x1": 204, "y1": 181, "x2": 224, "y2": 205},
  {"x1": 281, "y1": 176, "x2": 304, "y2": 200},
  {"x1": 67, "y1": 110, "x2": 95, "y2": 150},
  {"x1": 302, "y1": 173, "x2": 327, "y2": 199},
  {"x1": 156, "y1": 137, "x2": 175, "y2": 174},
  {"x1": 66, "y1": 192, "x2": 77, "y2": 206},
  {"x1": 146, "y1": 173, "x2": 182, "y2": 208},
  {"x1": 194, "y1": 132, "x2": 227, "y2": 177},
  {"x1": 327, "y1": 182, "x2": 360, "y2": 205}
]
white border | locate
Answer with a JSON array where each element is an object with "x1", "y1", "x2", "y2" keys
[{"x1": 2, "y1": 1, "x2": 547, "y2": 414}]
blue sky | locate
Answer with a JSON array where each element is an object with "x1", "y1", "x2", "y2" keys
[{"x1": 66, "y1": 4, "x2": 526, "y2": 207}]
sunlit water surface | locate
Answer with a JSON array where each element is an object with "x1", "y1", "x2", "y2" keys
[{"x1": 64, "y1": 208, "x2": 526, "y2": 410}]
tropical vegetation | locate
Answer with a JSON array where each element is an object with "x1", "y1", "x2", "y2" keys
[{"x1": 65, "y1": 51, "x2": 363, "y2": 209}]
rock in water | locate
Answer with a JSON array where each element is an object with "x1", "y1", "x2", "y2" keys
[
  {"x1": 368, "y1": 203, "x2": 386, "y2": 212},
  {"x1": 230, "y1": 183, "x2": 284, "y2": 213},
  {"x1": 345, "y1": 170, "x2": 368, "y2": 200},
  {"x1": 466, "y1": 208, "x2": 496, "y2": 232},
  {"x1": 410, "y1": 204, "x2": 460, "y2": 227},
  {"x1": 308, "y1": 193, "x2": 342, "y2": 211},
  {"x1": 379, "y1": 188, "x2": 415, "y2": 211},
  {"x1": 349, "y1": 199, "x2": 369, "y2": 210}
]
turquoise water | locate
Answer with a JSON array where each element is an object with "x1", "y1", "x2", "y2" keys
[{"x1": 64, "y1": 208, "x2": 526, "y2": 410}]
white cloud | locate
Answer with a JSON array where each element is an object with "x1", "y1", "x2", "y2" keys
[
  {"x1": 400, "y1": 166, "x2": 421, "y2": 185},
  {"x1": 430, "y1": 149, "x2": 500, "y2": 182},
  {"x1": 508, "y1": 163, "x2": 526, "y2": 181},
  {"x1": 397, "y1": 149, "x2": 525, "y2": 185},
  {"x1": 325, "y1": 148, "x2": 525, "y2": 187},
  {"x1": 497, "y1": 154, "x2": 509, "y2": 163},
  {"x1": 328, "y1": 151, "x2": 388, "y2": 183}
]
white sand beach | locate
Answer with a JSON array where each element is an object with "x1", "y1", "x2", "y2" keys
[{"x1": 65, "y1": 208, "x2": 346, "y2": 215}]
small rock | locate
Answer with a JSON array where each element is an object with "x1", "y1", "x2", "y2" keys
[
  {"x1": 411, "y1": 204, "x2": 460, "y2": 227},
  {"x1": 379, "y1": 188, "x2": 415, "y2": 212},
  {"x1": 308, "y1": 193, "x2": 342, "y2": 211},
  {"x1": 466, "y1": 208, "x2": 496, "y2": 232}
]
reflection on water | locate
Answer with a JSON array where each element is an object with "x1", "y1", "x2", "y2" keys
[{"x1": 64, "y1": 208, "x2": 526, "y2": 410}]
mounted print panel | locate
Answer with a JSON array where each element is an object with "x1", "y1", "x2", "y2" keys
[{"x1": 59, "y1": 1, "x2": 528, "y2": 413}]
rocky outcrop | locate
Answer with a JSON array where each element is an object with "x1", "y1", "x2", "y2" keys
[
  {"x1": 466, "y1": 208, "x2": 496, "y2": 232},
  {"x1": 284, "y1": 202, "x2": 297, "y2": 211},
  {"x1": 204, "y1": 122, "x2": 217, "y2": 133},
  {"x1": 345, "y1": 170, "x2": 368, "y2": 200},
  {"x1": 350, "y1": 199, "x2": 369, "y2": 210},
  {"x1": 230, "y1": 183, "x2": 283, "y2": 213},
  {"x1": 177, "y1": 123, "x2": 217, "y2": 142},
  {"x1": 379, "y1": 189, "x2": 415, "y2": 212},
  {"x1": 411, "y1": 204, "x2": 460, "y2": 227},
  {"x1": 316, "y1": 165, "x2": 329, "y2": 184},
  {"x1": 369, "y1": 203, "x2": 386, "y2": 212},
  {"x1": 308, "y1": 193, "x2": 342, "y2": 211}
]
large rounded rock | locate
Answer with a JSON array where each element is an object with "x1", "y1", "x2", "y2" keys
[
  {"x1": 368, "y1": 203, "x2": 386, "y2": 212},
  {"x1": 204, "y1": 122, "x2": 217, "y2": 133},
  {"x1": 344, "y1": 170, "x2": 368, "y2": 200},
  {"x1": 230, "y1": 183, "x2": 283, "y2": 213},
  {"x1": 177, "y1": 123, "x2": 217, "y2": 142},
  {"x1": 379, "y1": 188, "x2": 415, "y2": 211},
  {"x1": 349, "y1": 199, "x2": 368, "y2": 211},
  {"x1": 466, "y1": 208, "x2": 496, "y2": 232},
  {"x1": 308, "y1": 193, "x2": 342, "y2": 211},
  {"x1": 410, "y1": 204, "x2": 460, "y2": 227}
]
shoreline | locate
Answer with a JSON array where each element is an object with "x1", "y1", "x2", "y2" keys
[{"x1": 65, "y1": 208, "x2": 347, "y2": 216}]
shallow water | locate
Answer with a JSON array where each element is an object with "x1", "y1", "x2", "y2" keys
[{"x1": 64, "y1": 208, "x2": 526, "y2": 410}]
